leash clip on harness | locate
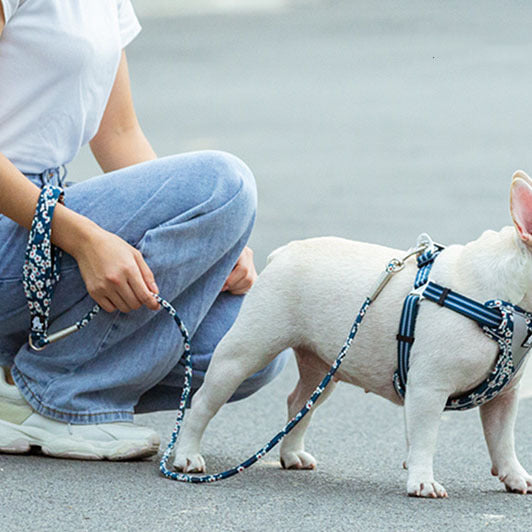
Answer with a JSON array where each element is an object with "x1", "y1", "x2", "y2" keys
[{"x1": 22, "y1": 185, "x2": 532, "y2": 482}]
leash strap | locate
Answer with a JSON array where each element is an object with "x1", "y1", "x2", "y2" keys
[
  {"x1": 23, "y1": 185, "x2": 431, "y2": 481},
  {"x1": 23, "y1": 184, "x2": 375, "y2": 483}
]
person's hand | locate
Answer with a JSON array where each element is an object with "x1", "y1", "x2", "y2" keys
[
  {"x1": 222, "y1": 246, "x2": 257, "y2": 295},
  {"x1": 71, "y1": 224, "x2": 160, "y2": 313}
]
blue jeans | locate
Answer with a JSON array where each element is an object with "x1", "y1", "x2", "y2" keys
[{"x1": 0, "y1": 151, "x2": 289, "y2": 424}]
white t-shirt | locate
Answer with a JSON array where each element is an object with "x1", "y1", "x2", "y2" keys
[{"x1": 0, "y1": 0, "x2": 141, "y2": 174}]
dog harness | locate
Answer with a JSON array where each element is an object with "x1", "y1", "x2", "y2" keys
[{"x1": 394, "y1": 236, "x2": 532, "y2": 410}]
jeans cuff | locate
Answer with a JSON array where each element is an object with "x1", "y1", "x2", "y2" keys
[{"x1": 11, "y1": 365, "x2": 135, "y2": 425}]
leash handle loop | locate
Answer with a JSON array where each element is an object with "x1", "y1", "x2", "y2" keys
[
  {"x1": 22, "y1": 185, "x2": 64, "y2": 349},
  {"x1": 23, "y1": 185, "x2": 102, "y2": 350}
]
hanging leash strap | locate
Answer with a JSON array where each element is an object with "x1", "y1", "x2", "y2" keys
[
  {"x1": 24, "y1": 185, "x2": 430, "y2": 482},
  {"x1": 394, "y1": 238, "x2": 532, "y2": 410},
  {"x1": 159, "y1": 296, "x2": 373, "y2": 482}
]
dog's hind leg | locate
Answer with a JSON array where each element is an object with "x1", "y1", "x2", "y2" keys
[
  {"x1": 173, "y1": 271, "x2": 295, "y2": 473},
  {"x1": 279, "y1": 348, "x2": 336, "y2": 470},
  {"x1": 172, "y1": 330, "x2": 290, "y2": 473}
]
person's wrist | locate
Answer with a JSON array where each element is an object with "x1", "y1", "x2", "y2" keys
[{"x1": 51, "y1": 205, "x2": 102, "y2": 259}]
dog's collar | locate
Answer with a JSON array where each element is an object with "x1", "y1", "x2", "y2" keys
[{"x1": 393, "y1": 236, "x2": 532, "y2": 410}]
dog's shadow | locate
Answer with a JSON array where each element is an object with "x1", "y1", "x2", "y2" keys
[
  {"x1": 183, "y1": 452, "x2": 411, "y2": 497},
  {"x1": 192, "y1": 452, "x2": 518, "y2": 504}
]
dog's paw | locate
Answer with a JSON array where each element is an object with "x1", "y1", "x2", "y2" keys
[
  {"x1": 497, "y1": 470, "x2": 532, "y2": 494},
  {"x1": 280, "y1": 450, "x2": 317, "y2": 470},
  {"x1": 407, "y1": 478, "x2": 448, "y2": 498},
  {"x1": 172, "y1": 452, "x2": 206, "y2": 474}
]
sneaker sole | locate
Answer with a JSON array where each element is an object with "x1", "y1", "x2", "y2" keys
[{"x1": 0, "y1": 420, "x2": 160, "y2": 461}]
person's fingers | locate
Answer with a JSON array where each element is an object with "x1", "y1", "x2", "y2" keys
[
  {"x1": 134, "y1": 251, "x2": 159, "y2": 294},
  {"x1": 229, "y1": 281, "x2": 254, "y2": 295},
  {"x1": 133, "y1": 251, "x2": 160, "y2": 310},
  {"x1": 222, "y1": 264, "x2": 246, "y2": 291},
  {"x1": 128, "y1": 275, "x2": 160, "y2": 311},
  {"x1": 223, "y1": 264, "x2": 256, "y2": 294},
  {"x1": 109, "y1": 290, "x2": 134, "y2": 313},
  {"x1": 98, "y1": 296, "x2": 117, "y2": 313}
]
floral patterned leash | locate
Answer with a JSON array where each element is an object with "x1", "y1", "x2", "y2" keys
[{"x1": 23, "y1": 184, "x2": 425, "y2": 482}]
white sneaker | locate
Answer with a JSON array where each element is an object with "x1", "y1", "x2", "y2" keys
[{"x1": 0, "y1": 368, "x2": 160, "y2": 460}]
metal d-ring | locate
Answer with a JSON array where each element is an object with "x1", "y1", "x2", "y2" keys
[{"x1": 368, "y1": 243, "x2": 430, "y2": 302}]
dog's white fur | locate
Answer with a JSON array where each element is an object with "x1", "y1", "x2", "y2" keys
[{"x1": 173, "y1": 170, "x2": 532, "y2": 497}]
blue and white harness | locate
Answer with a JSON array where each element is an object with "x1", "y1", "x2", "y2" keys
[
  {"x1": 21, "y1": 186, "x2": 532, "y2": 482},
  {"x1": 393, "y1": 235, "x2": 532, "y2": 410}
]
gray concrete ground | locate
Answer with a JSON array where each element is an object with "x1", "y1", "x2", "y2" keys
[{"x1": 3, "y1": 1, "x2": 532, "y2": 530}]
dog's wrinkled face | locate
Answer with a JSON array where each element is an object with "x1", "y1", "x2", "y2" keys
[{"x1": 511, "y1": 170, "x2": 532, "y2": 245}]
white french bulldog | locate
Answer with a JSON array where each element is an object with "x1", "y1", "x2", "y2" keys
[{"x1": 173, "y1": 170, "x2": 532, "y2": 498}]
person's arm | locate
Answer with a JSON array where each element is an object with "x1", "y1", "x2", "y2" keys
[
  {"x1": 89, "y1": 51, "x2": 157, "y2": 172},
  {"x1": 0, "y1": 7, "x2": 94, "y2": 274}
]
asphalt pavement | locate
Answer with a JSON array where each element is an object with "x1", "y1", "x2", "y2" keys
[{"x1": 3, "y1": 1, "x2": 532, "y2": 530}]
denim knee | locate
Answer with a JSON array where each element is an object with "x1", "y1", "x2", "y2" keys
[{"x1": 197, "y1": 150, "x2": 257, "y2": 234}]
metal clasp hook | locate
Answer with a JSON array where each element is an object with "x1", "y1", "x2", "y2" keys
[
  {"x1": 368, "y1": 242, "x2": 430, "y2": 302},
  {"x1": 28, "y1": 324, "x2": 79, "y2": 351}
]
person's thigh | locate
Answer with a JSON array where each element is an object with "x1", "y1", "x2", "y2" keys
[{"x1": 3, "y1": 151, "x2": 252, "y2": 278}]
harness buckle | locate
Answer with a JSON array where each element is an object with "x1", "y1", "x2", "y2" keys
[{"x1": 408, "y1": 283, "x2": 427, "y2": 300}]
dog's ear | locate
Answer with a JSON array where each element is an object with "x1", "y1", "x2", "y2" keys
[{"x1": 510, "y1": 170, "x2": 532, "y2": 244}]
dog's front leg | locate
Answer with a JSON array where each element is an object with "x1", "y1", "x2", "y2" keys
[
  {"x1": 404, "y1": 384, "x2": 449, "y2": 498},
  {"x1": 480, "y1": 385, "x2": 532, "y2": 493}
]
